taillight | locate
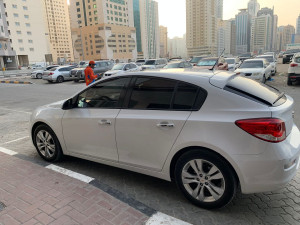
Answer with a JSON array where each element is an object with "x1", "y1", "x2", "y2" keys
[
  {"x1": 235, "y1": 118, "x2": 286, "y2": 143},
  {"x1": 290, "y1": 63, "x2": 298, "y2": 67},
  {"x1": 48, "y1": 72, "x2": 54, "y2": 75}
]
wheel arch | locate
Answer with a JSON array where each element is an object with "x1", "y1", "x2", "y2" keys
[
  {"x1": 31, "y1": 121, "x2": 64, "y2": 155},
  {"x1": 169, "y1": 146, "x2": 240, "y2": 187}
]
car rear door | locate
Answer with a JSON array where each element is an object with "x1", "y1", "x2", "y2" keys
[
  {"x1": 62, "y1": 77, "x2": 131, "y2": 161},
  {"x1": 116, "y1": 77, "x2": 200, "y2": 171}
]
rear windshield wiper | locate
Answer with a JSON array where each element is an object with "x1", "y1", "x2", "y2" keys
[{"x1": 273, "y1": 92, "x2": 285, "y2": 105}]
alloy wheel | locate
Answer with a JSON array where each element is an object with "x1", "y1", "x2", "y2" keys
[
  {"x1": 181, "y1": 159, "x2": 225, "y2": 202},
  {"x1": 35, "y1": 130, "x2": 56, "y2": 158}
]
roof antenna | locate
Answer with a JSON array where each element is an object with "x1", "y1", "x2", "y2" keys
[{"x1": 210, "y1": 48, "x2": 225, "y2": 71}]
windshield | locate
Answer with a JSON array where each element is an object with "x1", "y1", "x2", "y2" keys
[
  {"x1": 197, "y1": 59, "x2": 216, "y2": 66},
  {"x1": 190, "y1": 57, "x2": 202, "y2": 63},
  {"x1": 164, "y1": 63, "x2": 181, "y2": 68},
  {"x1": 145, "y1": 60, "x2": 156, "y2": 65},
  {"x1": 257, "y1": 56, "x2": 274, "y2": 62},
  {"x1": 239, "y1": 61, "x2": 263, "y2": 68},
  {"x1": 80, "y1": 63, "x2": 89, "y2": 68},
  {"x1": 112, "y1": 64, "x2": 124, "y2": 70},
  {"x1": 225, "y1": 59, "x2": 235, "y2": 64}
]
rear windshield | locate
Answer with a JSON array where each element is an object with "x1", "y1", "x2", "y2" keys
[
  {"x1": 145, "y1": 60, "x2": 156, "y2": 65},
  {"x1": 224, "y1": 76, "x2": 286, "y2": 107}
]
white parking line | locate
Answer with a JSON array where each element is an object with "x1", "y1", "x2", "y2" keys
[
  {"x1": 3, "y1": 136, "x2": 29, "y2": 145},
  {"x1": 146, "y1": 212, "x2": 192, "y2": 225},
  {"x1": 46, "y1": 164, "x2": 95, "y2": 183},
  {"x1": 0, "y1": 147, "x2": 18, "y2": 155}
]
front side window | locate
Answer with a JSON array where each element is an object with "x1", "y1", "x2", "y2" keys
[
  {"x1": 128, "y1": 78, "x2": 176, "y2": 110},
  {"x1": 77, "y1": 78, "x2": 130, "y2": 108}
]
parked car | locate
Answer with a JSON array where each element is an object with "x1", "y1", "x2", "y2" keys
[
  {"x1": 195, "y1": 57, "x2": 228, "y2": 70},
  {"x1": 103, "y1": 63, "x2": 140, "y2": 77},
  {"x1": 263, "y1": 52, "x2": 276, "y2": 58},
  {"x1": 141, "y1": 58, "x2": 168, "y2": 70},
  {"x1": 189, "y1": 56, "x2": 207, "y2": 66},
  {"x1": 235, "y1": 59, "x2": 271, "y2": 83},
  {"x1": 283, "y1": 49, "x2": 300, "y2": 64},
  {"x1": 42, "y1": 66, "x2": 76, "y2": 83},
  {"x1": 255, "y1": 54, "x2": 277, "y2": 75},
  {"x1": 287, "y1": 52, "x2": 300, "y2": 86},
  {"x1": 225, "y1": 57, "x2": 241, "y2": 71},
  {"x1": 163, "y1": 60, "x2": 193, "y2": 69},
  {"x1": 278, "y1": 51, "x2": 284, "y2": 58},
  {"x1": 70, "y1": 61, "x2": 114, "y2": 82},
  {"x1": 30, "y1": 70, "x2": 300, "y2": 209},
  {"x1": 31, "y1": 65, "x2": 59, "y2": 79},
  {"x1": 135, "y1": 59, "x2": 147, "y2": 66}
]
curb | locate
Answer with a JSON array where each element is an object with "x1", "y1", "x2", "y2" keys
[
  {"x1": 0, "y1": 80, "x2": 32, "y2": 84},
  {"x1": 0, "y1": 146, "x2": 191, "y2": 225}
]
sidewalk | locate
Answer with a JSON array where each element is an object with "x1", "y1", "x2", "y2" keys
[{"x1": 0, "y1": 151, "x2": 149, "y2": 225}]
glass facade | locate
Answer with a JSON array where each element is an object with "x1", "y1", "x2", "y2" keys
[{"x1": 133, "y1": 0, "x2": 142, "y2": 53}]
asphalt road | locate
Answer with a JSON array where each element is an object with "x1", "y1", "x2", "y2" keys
[{"x1": 1, "y1": 63, "x2": 300, "y2": 225}]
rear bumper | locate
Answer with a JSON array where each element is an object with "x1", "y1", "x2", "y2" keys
[
  {"x1": 234, "y1": 124, "x2": 300, "y2": 194},
  {"x1": 288, "y1": 73, "x2": 300, "y2": 81},
  {"x1": 42, "y1": 75, "x2": 56, "y2": 81}
]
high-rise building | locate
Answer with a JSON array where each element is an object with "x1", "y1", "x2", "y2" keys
[
  {"x1": 235, "y1": 9, "x2": 251, "y2": 55},
  {"x1": 257, "y1": 7, "x2": 277, "y2": 51},
  {"x1": 277, "y1": 25, "x2": 295, "y2": 51},
  {"x1": 168, "y1": 35, "x2": 187, "y2": 58},
  {"x1": 70, "y1": 0, "x2": 137, "y2": 61},
  {"x1": 217, "y1": 0, "x2": 223, "y2": 20},
  {"x1": 133, "y1": 0, "x2": 160, "y2": 59},
  {"x1": 247, "y1": 0, "x2": 260, "y2": 18},
  {"x1": 0, "y1": 0, "x2": 16, "y2": 69},
  {"x1": 251, "y1": 14, "x2": 272, "y2": 54},
  {"x1": 159, "y1": 26, "x2": 168, "y2": 58},
  {"x1": 296, "y1": 15, "x2": 300, "y2": 35},
  {"x1": 3, "y1": 0, "x2": 51, "y2": 66},
  {"x1": 44, "y1": 0, "x2": 74, "y2": 64},
  {"x1": 186, "y1": 0, "x2": 218, "y2": 57},
  {"x1": 217, "y1": 20, "x2": 233, "y2": 56}
]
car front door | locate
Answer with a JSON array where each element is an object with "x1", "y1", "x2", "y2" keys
[
  {"x1": 62, "y1": 77, "x2": 131, "y2": 161},
  {"x1": 116, "y1": 77, "x2": 199, "y2": 171}
]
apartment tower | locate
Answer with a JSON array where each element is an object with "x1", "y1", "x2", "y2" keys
[
  {"x1": 0, "y1": 0, "x2": 16, "y2": 69},
  {"x1": 296, "y1": 15, "x2": 300, "y2": 35},
  {"x1": 70, "y1": 0, "x2": 137, "y2": 61},
  {"x1": 3, "y1": 0, "x2": 51, "y2": 65},
  {"x1": 235, "y1": 9, "x2": 251, "y2": 55},
  {"x1": 159, "y1": 26, "x2": 167, "y2": 58},
  {"x1": 186, "y1": 0, "x2": 218, "y2": 57}
]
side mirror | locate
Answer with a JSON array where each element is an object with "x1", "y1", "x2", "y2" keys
[{"x1": 62, "y1": 98, "x2": 73, "y2": 110}]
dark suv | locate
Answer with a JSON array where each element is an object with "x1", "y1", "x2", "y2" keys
[
  {"x1": 283, "y1": 49, "x2": 300, "y2": 64},
  {"x1": 70, "y1": 60, "x2": 114, "y2": 82}
]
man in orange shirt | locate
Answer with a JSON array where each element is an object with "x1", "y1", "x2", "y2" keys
[{"x1": 84, "y1": 61, "x2": 98, "y2": 86}]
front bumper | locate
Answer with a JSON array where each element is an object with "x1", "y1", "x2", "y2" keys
[{"x1": 234, "y1": 124, "x2": 300, "y2": 194}]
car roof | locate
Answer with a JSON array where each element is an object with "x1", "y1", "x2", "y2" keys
[{"x1": 244, "y1": 59, "x2": 265, "y2": 62}]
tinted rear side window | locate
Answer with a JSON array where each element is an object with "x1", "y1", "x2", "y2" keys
[
  {"x1": 129, "y1": 78, "x2": 176, "y2": 109},
  {"x1": 173, "y1": 82, "x2": 198, "y2": 110},
  {"x1": 225, "y1": 76, "x2": 286, "y2": 106}
]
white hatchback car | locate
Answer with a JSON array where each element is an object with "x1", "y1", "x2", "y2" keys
[
  {"x1": 235, "y1": 59, "x2": 272, "y2": 83},
  {"x1": 30, "y1": 69, "x2": 300, "y2": 209}
]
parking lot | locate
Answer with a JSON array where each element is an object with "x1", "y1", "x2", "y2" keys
[{"x1": 0, "y1": 61, "x2": 300, "y2": 225}]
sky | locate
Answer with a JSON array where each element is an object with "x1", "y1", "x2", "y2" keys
[{"x1": 158, "y1": 0, "x2": 300, "y2": 39}]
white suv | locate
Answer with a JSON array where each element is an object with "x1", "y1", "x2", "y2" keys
[
  {"x1": 287, "y1": 52, "x2": 300, "y2": 85},
  {"x1": 30, "y1": 70, "x2": 300, "y2": 209}
]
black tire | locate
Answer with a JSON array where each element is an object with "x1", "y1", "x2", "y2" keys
[
  {"x1": 36, "y1": 73, "x2": 42, "y2": 79},
  {"x1": 174, "y1": 149, "x2": 237, "y2": 209},
  {"x1": 57, "y1": 76, "x2": 64, "y2": 83},
  {"x1": 33, "y1": 124, "x2": 63, "y2": 162}
]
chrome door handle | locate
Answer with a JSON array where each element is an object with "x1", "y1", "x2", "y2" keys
[
  {"x1": 98, "y1": 119, "x2": 111, "y2": 125},
  {"x1": 157, "y1": 122, "x2": 175, "y2": 128}
]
